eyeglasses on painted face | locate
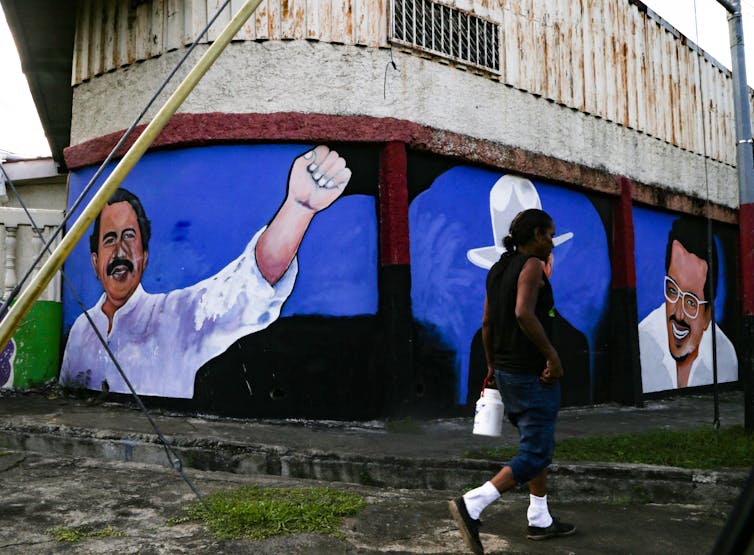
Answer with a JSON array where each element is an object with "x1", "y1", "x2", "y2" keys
[{"x1": 664, "y1": 275, "x2": 708, "y2": 320}]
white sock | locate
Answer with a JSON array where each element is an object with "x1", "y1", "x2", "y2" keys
[
  {"x1": 527, "y1": 494, "x2": 553, "y2": 528},
  {"x1": 462, "y1": 481, "x2": 500, "y2": 520}
]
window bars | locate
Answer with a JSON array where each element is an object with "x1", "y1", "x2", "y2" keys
[{"x1": 390, "y1": 0, "x2": 500, "y2": 73}]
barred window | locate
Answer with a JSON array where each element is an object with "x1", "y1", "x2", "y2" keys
[{"x1": 390, "y1": 0, "x2": 500, "y2": 73}]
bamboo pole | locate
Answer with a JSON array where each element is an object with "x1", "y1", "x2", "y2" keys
[{"x1": 0, "y1": 0, "x2": 263, "y2": 351}]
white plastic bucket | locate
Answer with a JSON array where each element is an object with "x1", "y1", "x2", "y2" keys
[{"x1": 473, "y1": 387, "x2": 504, "y2": 437}]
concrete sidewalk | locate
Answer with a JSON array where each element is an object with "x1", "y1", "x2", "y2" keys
[
  {"x1": 0, "y1": 388, "x2": 751, "y2": 553},
  {"x1": 0, "y1": 449, "x2": 742, "y2": 554},
  {"x1": 0, "y1": 389, "x2": 747, "y2": 498}
]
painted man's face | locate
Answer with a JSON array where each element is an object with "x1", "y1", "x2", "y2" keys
[
  {"x1": 91, "y1": 201, "x2": 148, "y2": 310},
  {"x1": 664, "y1": 240, "x2": 711, "y2": 362}
]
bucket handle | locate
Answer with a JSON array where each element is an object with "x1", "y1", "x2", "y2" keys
[{"x1": 481, "y1": 375, "x2": 496, "y2": 396}]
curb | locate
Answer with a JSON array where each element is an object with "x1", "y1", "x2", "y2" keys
[{"x1": 0, "y1": 423, "x2": 747, "y2": 505}]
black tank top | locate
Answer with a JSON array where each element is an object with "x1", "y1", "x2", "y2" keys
[{"x1": 486, "y1": 252, "x2": 554, "y2": 375}]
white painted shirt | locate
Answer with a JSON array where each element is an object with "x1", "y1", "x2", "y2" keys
[
  {"x1": 638, "y1": 304, "x2": 738, "y2": 393},
  {"x1": 59, "y1": 228, "x2": 297, "y2": 398}
]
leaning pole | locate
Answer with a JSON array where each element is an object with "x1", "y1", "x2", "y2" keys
[{"x1": 0, "y1": 0, "x2": 264, "y2": 351}]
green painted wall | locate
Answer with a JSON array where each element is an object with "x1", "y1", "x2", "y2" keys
[{"x1": 9, "y1": 300, "x2": 62, "y2": 389}]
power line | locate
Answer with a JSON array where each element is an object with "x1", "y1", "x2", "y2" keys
[{"x1": 693, "y1": 0, "x2": 722, "y2": 430}]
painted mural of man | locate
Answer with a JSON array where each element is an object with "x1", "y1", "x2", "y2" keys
[
  {"x1": 60, "y1": 145, "x2": 350, "y2": 398},
  {"x1": 639, "y1": 218, "x2": 737, "y2": 393}
]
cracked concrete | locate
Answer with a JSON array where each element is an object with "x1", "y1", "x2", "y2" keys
[
  {"x1": 0, "y1": 450, "x2": 738, "y2": 554},
  {"x1": 0, "y1": 389, "x2": 750, "y2": 553}
]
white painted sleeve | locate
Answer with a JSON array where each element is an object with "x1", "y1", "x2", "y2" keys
[{"x1": 160, "y1": 227, "x2": 297, "y2": 364}]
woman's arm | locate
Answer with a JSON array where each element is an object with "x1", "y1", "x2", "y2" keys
[
  {"x1": 481, "y1": 295, "x2": 496, "y2": 381},
  {"x1": 515, "y1": 258, "x2": 562, "y2": 383}
]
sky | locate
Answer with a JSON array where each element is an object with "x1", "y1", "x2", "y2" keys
[
  {"x1": 1, "y1": 1, "x2": 754, "y2": 158},
  {"x1": 0, "y1": 5, "x2": 51, "y2": 158},
  {"x1": 643, "y1": 0, "x2": 754, "y2": 71}
]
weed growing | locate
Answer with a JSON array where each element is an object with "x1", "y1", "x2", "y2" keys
[
  {"x1": 385, "y1": 417, "x2": 424, "y2": 434},
  {"x1": 472, "y1": 426, "x2": 754, "y2": 470},
  {"x1": 169, "y1": 485, "x2": 366, "y2": 540},
  {"x1": 49, "y1": 525, "x2": 125, "y2": 542}
]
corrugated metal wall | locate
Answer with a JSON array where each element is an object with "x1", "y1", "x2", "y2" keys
[
  {"x1": 72, "y1": 0, "x2": 746, "y2": 166},
  {"x1": 494, "y1": 0, "x2": 737, "y2": 164},
  {"x1": 71, "y1": 0, "x2": 389, "y2": 84}
]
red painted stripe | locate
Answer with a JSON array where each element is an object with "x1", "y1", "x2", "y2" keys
[
  {"x1": 612, "y1": 176, "x2": 637, "y2": 289},
  {"x1": 64, "y1": 113, "x2": 430, "y2": 170},
  {"x1": 63, "y1": 112, "x2": 738, "y2": 225},
  {"x1": 741, "y1": 202, "x2": 754, "y2": 315},
  {"x1": 379, "y1": 142, "x2": 410, "y2": 266}
]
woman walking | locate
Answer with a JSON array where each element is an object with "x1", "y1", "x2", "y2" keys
[{"x1": 448, "y1": 208, "x2": 575, "y2": 554}]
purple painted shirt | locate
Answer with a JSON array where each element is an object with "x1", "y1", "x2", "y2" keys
[{"x1": 59, "y1": 228, "x2": 297, "y2": 398}]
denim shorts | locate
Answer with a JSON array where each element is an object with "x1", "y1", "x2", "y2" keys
[{"x1": 495, "y1": 369, "x2": 561, "y2": 484}]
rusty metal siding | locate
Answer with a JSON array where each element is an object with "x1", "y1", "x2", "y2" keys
[
  {"x1": 206, "y1": 0, "x2": 230, "y2": 42},
  {"x1": 72, "y1": 0, "x2": 743, "y2": 166},
  {"x1": 70, "y1": 0, "x2": 389, "y2": 58},
  {"x1": 626, "y1": 4, "x2": 638, "y2": 130}
]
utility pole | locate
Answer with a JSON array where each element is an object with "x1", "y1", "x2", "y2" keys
[{"x1": 719, "y1": 0, "x2": 754, "y2": 432}]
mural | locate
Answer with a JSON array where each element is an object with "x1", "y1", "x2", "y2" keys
[
  {"x1": 58, "y1": 144, "x2": 741, "y2": 412},
  {"x1": 409, "y1": 166, "x2": 611, "y2": 407},
  {"x1": 0, "y1": 339, "x2": 14, "y2": 388},
  {"x1": 634, "y1": 209, "x2": 739, "y2": 393},
  {"x1": 61, "y1": 144, "x2": 378, "y2": 402}
]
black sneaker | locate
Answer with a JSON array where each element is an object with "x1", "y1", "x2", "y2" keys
[
  {"x1": 448, "y1": 497, "x2": 484, "y2": 554},
  {"x1": 527, "y1": 517, "x2": 576, "y2": 540}
]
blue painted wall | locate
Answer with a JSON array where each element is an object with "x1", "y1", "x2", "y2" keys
[
  {"x1": 409, "y1": 166, "x2": 610, "y2": 403},
  {"x1": 63, "y1": 144, "x2": 378, "y2": 333}
]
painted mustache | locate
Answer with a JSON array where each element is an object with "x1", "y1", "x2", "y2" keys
[
  {"x1": 669, "y1": 315, "x2": 690, "y2": 330},
  {"x1": 669, "y1": 315, "x2": 691, "y2": 341},
  {"x1": 107, "y1": 258, "x2": 134, "y2": 276}
]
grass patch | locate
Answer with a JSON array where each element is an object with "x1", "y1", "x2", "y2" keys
[
  {"x1": 385, "y1": 417, "x2": 424, "y2": 434},
  {"x1": 49, "y1": 525, "x2": 125, "y2": 542},
  {"x1": 473, "y1": 426, "x2": 754, "y2": 470},
  {"x1": 169, "y1": 485, "x2": 366, "y2": 540}
]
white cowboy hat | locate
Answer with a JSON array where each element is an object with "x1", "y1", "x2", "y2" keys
[{"x1": 466, "y1": 175, "x2": 574, "y2": 270}]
